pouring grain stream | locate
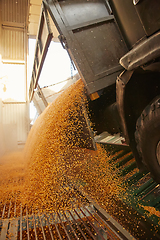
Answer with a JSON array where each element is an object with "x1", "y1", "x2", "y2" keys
[{"x1": 0, "y1": 79, "x2": 124, "y2": 214}]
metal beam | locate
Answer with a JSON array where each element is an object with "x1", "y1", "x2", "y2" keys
[{"x1": 29, "y1": 2, "x2": 53, "y2": 102}]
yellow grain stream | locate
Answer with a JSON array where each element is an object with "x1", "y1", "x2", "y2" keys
[{"x1": 0, "y1": 79, "x2": 123, "y2": 214}]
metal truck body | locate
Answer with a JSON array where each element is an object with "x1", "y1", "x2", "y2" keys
[{"x1": 29, "y1": 0, "x2": 160, "y2": 183}]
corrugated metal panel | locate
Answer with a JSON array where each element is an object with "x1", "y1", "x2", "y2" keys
[
  {"x1": 28, "y1": 0, "x2": 42, "y2": 37},
  {"x1": 0, "y1": 63, "x2": 26, "y2": 102},
  {"x1": 1, "y1": 0, "x2": 27, "y2": 24},
  {"x1": 2, "y1": 102, "x2": 29, "y2": 148},
  {"x1": 28, "y1": 0, "x2": 59, "y2": 39},
  {"x1": 0, "y1": 99, "x2": 6, "y2": 157},
  {"x1": 0, "y1": 0, "x2": 28, "y2": 61},
  {"x1": 2, "y1": 27, "x2": 24, "y2": 61}
]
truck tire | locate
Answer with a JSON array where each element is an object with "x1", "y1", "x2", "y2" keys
[{"x1": 135, "y1": 97, "x2": 160, "y2": 183}]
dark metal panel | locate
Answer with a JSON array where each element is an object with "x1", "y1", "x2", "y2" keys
[
  {"x1": 87, "y1": 70, "x2": 121, "y2": 94},
  {"x1": 109, "y1": 0, "x2": 146, "y2": 48},
  {"x1": 29, "y1": 3, "x2": 53, "y2": 102},
  {"x1": 116, "y1": 70, "x2": 134, "y2": 144},
  {"x1": 134, "y1": 0, "x2": 160, "y2": 36},
  {"x1": 59, "y1": 0, "x2": 111, "y2": 27},
  {"x1": 46, "y1": 0, "x2": 128, "y2": 95},
  {"x1": 73, "y1": 21, "x2": 126, "y2": 78}
]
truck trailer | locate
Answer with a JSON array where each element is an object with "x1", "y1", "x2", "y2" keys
[{"x1": 29, "y1": 0, "x2": 160, "y2": 183}]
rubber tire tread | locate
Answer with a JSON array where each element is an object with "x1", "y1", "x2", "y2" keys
[{"x1": 135, "y1": 97, "x2": 160, "y2": 183}]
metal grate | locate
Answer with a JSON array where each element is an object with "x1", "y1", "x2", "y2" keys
[{"x1": 0, "y1": 187, "x2": 134, "y2": 240}]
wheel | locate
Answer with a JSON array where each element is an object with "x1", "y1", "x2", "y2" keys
[{"x1": 135, "y1": 96, "x2": 160, "y2": 183}]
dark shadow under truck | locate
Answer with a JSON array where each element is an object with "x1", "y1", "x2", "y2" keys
[{"x1": 29, "y1": 0, "x2": 160, "y2": 183}]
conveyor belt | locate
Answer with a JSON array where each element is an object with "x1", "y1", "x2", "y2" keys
[{"x1": 0, "y1": 186, "x2": 134, "y2": 240}]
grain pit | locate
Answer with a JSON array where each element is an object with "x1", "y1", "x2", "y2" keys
[
  {"x1": 0, "y1": 79, "x2": 124, "y2": 215},
  {"x1": 1, "y1": 79, "x2": 160, "y2": 239},
  {"x1": 22, "y1": 79, "x2": 124, "y2": 213},
  {"x1": 0, "y1": 151, "x2": 25, "y2": 203}
]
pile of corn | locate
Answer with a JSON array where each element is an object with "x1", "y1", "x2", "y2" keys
[
  {"x1": 141, "y1": 205, "x2": 160, "y2": 218},
  {"x1": 0, "y1": 79, "x2": 123, "y2": 214},
  {"x1": 22, "y1": 79, "x2": 123, "y2": 212},
  {"x1": 0, "y1": 151, "x2": 25, "y2": 202}
]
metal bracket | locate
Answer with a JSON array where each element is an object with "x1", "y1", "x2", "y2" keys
[
  {"x1": 133, "y1": 0, "x2": 141, "y2": 5},
  {"x1": 58, "y1": 34, "x2": 76, "y2": 70}
]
